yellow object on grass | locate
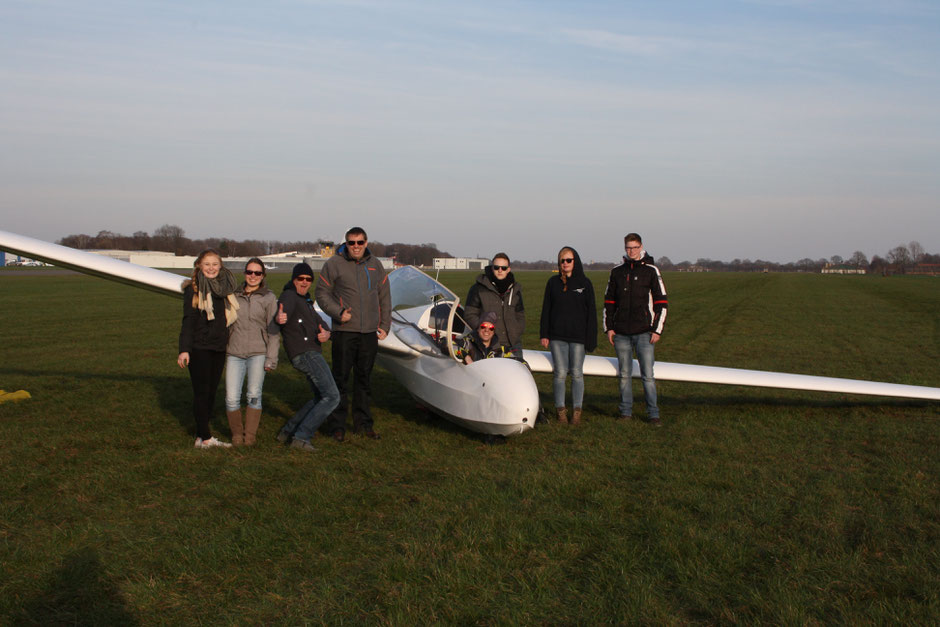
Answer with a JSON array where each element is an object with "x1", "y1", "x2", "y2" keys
[{"x1": 0, "y1": 389, "x2": 31, "y2": 403}]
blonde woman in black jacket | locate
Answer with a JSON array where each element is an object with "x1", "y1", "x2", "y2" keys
[{"x1": 177, "y1": 249, "x2": 238, "y2": 449}]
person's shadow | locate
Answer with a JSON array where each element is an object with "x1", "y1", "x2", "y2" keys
[{"x1": 11, "y1": 547, "x2": 138, "y2": 625}]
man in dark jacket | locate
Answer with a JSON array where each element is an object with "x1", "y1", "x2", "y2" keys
[
  {"x1": 454, "y1": 312, "x2": 510, "y2": 364},
  {"x1": 464, "y1": 253, "x2": 526, "y2": 361},
  {"x1": 314, "y1": 227, "x2": 391, "y2": 441},
  {"x1": 604, "y1": 233, "x2": 668, "y2": 425},
  {"x1": 270, "y1": 263, "x2": 339, "y2": 451}
]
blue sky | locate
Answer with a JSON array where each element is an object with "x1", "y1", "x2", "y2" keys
[{"x1": 2, "y1": 0, "x2": 938, "y2": 263}]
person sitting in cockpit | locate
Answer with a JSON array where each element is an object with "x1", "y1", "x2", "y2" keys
[{"x1": 454, "y1": 312, "x2": 511, "y2": 364}]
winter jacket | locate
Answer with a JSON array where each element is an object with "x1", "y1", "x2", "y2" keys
[
  {"x1": 226, "y1": 284, "x2": 280, "y2": 369},
  {"x1": 179, "y1": 284, "x2": 229, "y2": 353},
  {"x1": 454, "y1": 330, "x2": 510, "y2": 363},
  {"x1": 464, "y1": 268, "x2": 525, "y2": 351},
  {"x1": 271, "y1": 283, "x2": 330, "y2": 361},
  {"x1": 603, "y1": 252, "x2": 668, "y2": 336},
  {"x1": 315, "y1": 245, "x2": 391, "y2": 334},
  {"x1": 539, "y1": 249, "x2": 598, "y2": 352}
]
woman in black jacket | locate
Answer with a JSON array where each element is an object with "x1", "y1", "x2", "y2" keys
[
  {"x1": 539, "y1": 246, "x2": 597, "y2": 425},
  {"x1": 177, "y1": 249, "x2": 239, "y2": 448}
]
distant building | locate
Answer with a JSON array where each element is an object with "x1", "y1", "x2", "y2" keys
[
  {"x1": 432, "y1": 257, "x2": 488, "y2": 270},
  {"x1": 821, "y1": 263, "x2": 866, "y2": 275},
  {"x1": 911, "y1": 263, "x2": 940, "y2": 276}
]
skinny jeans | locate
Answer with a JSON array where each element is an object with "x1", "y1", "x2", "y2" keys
[
  {"x1": 614, "y1": 332, "x2": 659, "y2": 419},
  {"x1": 328, "y1": 331, "x2": 378, "y2": 434},
  {"x1": 281, "y1": 351, "x2": 340, "y2": 443},
  {"x1": 225, "y1": 354, "x2": 267, "y2": 411},
  {"x1": 549, "y1": 340, "x2": 585, "y2": 408},
  {"x1": 188, "y1": 348, "x2": 226, "y2": 440}
]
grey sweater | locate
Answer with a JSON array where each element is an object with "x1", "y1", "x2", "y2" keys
[{"x1": 226, "y1": 285, "x2": 280, "y2": 369}]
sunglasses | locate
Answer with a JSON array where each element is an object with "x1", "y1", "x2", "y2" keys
[
  {"x1": 560, "y1": 258, "x2": 574, "y2": 264},
  {"x1": 347, "y1": 239, "x2": 366, "y2": 246},
  {"x1": 479, "y1": 323, "x2": 495, "y2": 330},
  {"x1": 294, "y1": 276, "x2": 313, "y2": 283},
  {"x1": 245, "y1": 270, "x2": 264, "y2": 276},
  {"x1": 492, "y1": 265, "x2": 509, "y2": 271}
]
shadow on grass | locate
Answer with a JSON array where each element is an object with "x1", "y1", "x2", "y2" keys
[{"x1": 12, "y1": 547, "x2": 138, "y2": 626}]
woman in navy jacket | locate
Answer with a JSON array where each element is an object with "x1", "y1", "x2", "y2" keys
[{"x1": 539, "y1": 246, "x2": 597, "y2": 425}]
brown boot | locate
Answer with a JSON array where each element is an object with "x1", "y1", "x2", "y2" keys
[
  {"x1": 244, "y1": 407, "x2": 262, "y2": 446},
  {"x1": 227, "y1": 409, "x2": 244, "y2": 446},
  {"x1": 572, "y1": 408, "x2": 582, "y2": 425},
  {"x1": 557, "y1": 407, "x2": 568, "y2": 424}
]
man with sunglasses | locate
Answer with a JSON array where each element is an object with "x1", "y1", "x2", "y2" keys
[
  {"x1": 454, "y1": 312, "x2": 510, "y2": 364},
  {"x1": 270, "y1": 263, "x2": 339, "y2": 451},
  {"x1": 603, "y1": 233, "x2": 668, "y2": 425},
  {"x1": 315, "y1": 227, "x2": 391, "y2": 441},
  {"x1": 464, "y1": 253, "x2": 526, "y2": 361}
]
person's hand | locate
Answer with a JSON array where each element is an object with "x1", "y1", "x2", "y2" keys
[
  {"x1": 317, "y1": 324, "x2": 331, "y2": 343},
  {"x1": 540, "y1": 338, "x2": 549, "y2": 348},
  {"x1": 177, "y1": 352, "x2": 190, "y2": 368},
  {"x1": 276, "y1": 303, "x2": 287, "y2": 325},
  {"x1": 340, "y1": 308, "x2": 352, "y2": 323},
  {"x1": 377, "y1": 328, "x2": 387, "y2": 340},
  {"x1": 464, "y1": 355, "x2": 474, "y2": 364},
  {"x1": 650, "y1": 332, "x2": 661, "y2": 344},
  {"x1": 607, "y1": 329, "x2": 616, "y2": 345}
]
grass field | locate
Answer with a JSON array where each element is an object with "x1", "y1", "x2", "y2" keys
[{"x1": 1, "y1": 269, "x2": 938, "y2": 624}]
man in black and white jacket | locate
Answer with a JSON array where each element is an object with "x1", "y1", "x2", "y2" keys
[{"x1": 604, "y1": 233, "x2": 668, "y2": 425}]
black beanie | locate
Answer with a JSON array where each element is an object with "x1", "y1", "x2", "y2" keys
[{"x1": 291, "y1": 262, "x2": 314, "y2": 280}]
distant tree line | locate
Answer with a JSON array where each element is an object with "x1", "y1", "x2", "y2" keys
[
  {"x1": 56, "y1": 225, "x2": 452, "y2": 268},
  {"x1": 57, "y1": 227, "x2": 935, "y2": 273},
  {"x1": 653, "y1": 241, "x2": 937, "y2": 274}
]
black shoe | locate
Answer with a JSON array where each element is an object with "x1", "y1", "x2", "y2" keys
[
  {"x1": 535, "y1": 408, "x2": 548, "y2": 425},
  {"x1": 332, "y1": 429, "x2": 345, "y2": 442},
  {"x1": 484, "y1": 434, "x2": 507, "y2": 445},
  {"x1": 275, "y1": 431, "x2": 291, "y2": 444},
  {"x1": 360, "y1": 430, "x2": 380, "y2": 440}
]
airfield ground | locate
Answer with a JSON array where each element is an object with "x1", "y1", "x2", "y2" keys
[{"x1": 1, "y1": 270, "x2": 937, "y2": 623}]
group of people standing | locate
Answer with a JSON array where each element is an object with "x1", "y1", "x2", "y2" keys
[
  {"x1": 456, "y1": 233, "x2": 668, "y2": 427},
  {"x1": 177, "y1": 226, "x2": 389, "y2": 451},
  {"x1": 176, "y1": 228, "x2": 668, "y2": 450}
]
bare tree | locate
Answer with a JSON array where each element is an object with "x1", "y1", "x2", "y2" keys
[
  {"x1": 849, "y1": 250, "x2": 868, "y2": 268},
  {"x1": 908, "y1": 240, "x2": 925, "y2": 263},
  {"x1": 887, "y1": 245, "x2": 912, "y2": 273},
  {"x1": 829, "y1": 255, "x2": 843, "y2": 266},
  {"x1": 152, "y1": 224, "x2": 187, "y2": 255}
]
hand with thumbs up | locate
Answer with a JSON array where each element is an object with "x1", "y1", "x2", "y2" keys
[
  {"x1": 276, "y1": 302, "x2": 287, "y2": 325},
  {"x1": 317, "y1": 324, "x2": 331, "y2": 343},
  {"x1": 340, "y1": 307, "x2": 352, "y2": 323}
]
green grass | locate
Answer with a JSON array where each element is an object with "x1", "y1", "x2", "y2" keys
[{"x1": 1, "y1": 271, "x2": 938, "y2": 624}]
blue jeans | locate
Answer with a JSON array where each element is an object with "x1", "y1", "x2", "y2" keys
[
  {"x1": 614, "y1": 333, "x2": 659, "y2": 419},
  {"x1": 225, "y1": 354, "x2": 267, "y2": 411},
  {"x1": 283, "y1": 351, "x2": 341, "y2": 442},
  {"x1": 549, "y1": 340, "x2": 585, "y2": 408}
]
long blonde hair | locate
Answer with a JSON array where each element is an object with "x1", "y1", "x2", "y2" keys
[
  {"x1": 557, "y1": 247, "x2": 575, "y2": 290},
  {"x1": 189, "y1": 248, "x2": 224, "y2": 307}
]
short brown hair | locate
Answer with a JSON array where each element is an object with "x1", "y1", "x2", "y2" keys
[{"x1": 625, "y1": 233, "x2": 642, "y2": 244}]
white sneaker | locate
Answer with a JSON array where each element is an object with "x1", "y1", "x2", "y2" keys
[
  {"x1": 194, "y1": 438, "x2": 204, "y2": 448},
  {"x1": 198, "y1": 437, "x2": 232, "y2": 449}
]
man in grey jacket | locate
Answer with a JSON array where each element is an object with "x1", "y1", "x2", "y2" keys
[{"x1": 315, "y1": 227, "x2": 391, "y2": 441}]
